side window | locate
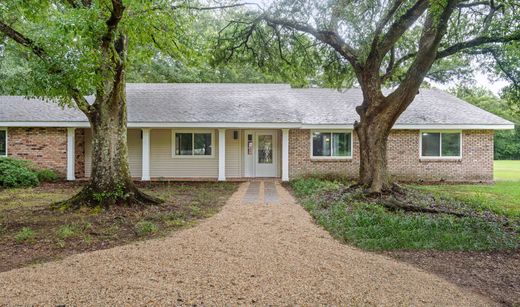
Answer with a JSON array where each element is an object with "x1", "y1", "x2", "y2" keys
[
  {"x1": 312, "y1": 131, "x2": 352, "y2": 158},
  {"x1": 421, "y1": 132, "x2": 461, "y2": 157},
  {"x1": 0, "y1": 129, "x2": 6, "y2": 156},
  {"x1": 173, "y1": 131, "x2": 213, "y2": 157}
]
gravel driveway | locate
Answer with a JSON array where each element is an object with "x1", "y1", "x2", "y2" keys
[{"x1": 0, "y1": 182, "x2": 492, "y2": 306}]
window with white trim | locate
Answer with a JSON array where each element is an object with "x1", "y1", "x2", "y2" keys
[
  {"x1": 312, "y1": 131, "x2": 352, "y2": 158},
  {"x1": 0, "y1": 129, "x2": 6, "y2": 157},
  {"x1": 173, "y1": 131, "x2": 213, "y2": 157},
  {"x1": 421, "y1": 131, "x2": 461, "y2": 158}
]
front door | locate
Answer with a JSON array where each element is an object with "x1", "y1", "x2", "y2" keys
[{"x1": 244, "y1": 130, "x2": 278, "y2": 177}]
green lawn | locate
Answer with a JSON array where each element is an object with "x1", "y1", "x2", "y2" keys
[
  {"x1": 290, "y1": 178, "x2": 519, "y2": 251},
  {"x1": 414, "y1": 160, "x2": 520, "y2": 218},
  {"x1": 414, "y1": 181, "x2": 520, "y2": 218},
  {"x1": 494, "y1": 160, "x2": 520, "y2": 181}
]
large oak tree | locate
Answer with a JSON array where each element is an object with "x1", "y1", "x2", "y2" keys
[
  {"x1": 0, "y1": 0, "x2": 208, "y2": 208},
  {"x1": 218, "y1": 0, "x2": 519, "y2": 192}
]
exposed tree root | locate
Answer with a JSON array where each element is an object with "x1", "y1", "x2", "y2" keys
[
  {"x1": 51, "y1": 183, "x2": 163, "y2": 210},
  {"x1": 347, "y1": 182, "x2": 474, "y2": 218},
  {"x1": 380, "y1": 198, "x2": 470, "y2": 218}
]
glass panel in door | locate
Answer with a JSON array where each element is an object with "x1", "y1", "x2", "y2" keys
[{"x1": 257, "y1": 135, "x2": 273, "y2": 164}]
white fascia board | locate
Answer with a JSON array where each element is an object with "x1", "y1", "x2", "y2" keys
[
  {"x1": 0, "y1": 121, "x2": 301, "y2": 129},
  {"x1": 0, "y1": 121, "x2": 90, "y2": 128},
  {"x1": 0, "y1": 121, "x2": 514, "y2": 130},
  {"x1": 393, "y1": 124, "x2": 515, "y2": 130},
  {"x1": 127, "y1": 122, "x2": 302, "y2": 128},
  {"x1": 301, "y1": 124, "x2": 354, "y2": 129}
]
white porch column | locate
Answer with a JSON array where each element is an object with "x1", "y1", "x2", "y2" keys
[
  {"x1": 218, "y1": 128, "x2": 226, "y2": 181},
  {"x1": 282, "y1": 128, "x2": 289, "y2": 181},
  {"x1": 66, "y1": 128, "x2": 75, "y2": 181},
  {"x1": 141, "y1": 128, "x2": 151, "y2": 181}
]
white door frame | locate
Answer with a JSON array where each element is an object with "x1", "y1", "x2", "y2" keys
[{"x1": 243, "y1": 130, "x2": 279, "y2": 177}]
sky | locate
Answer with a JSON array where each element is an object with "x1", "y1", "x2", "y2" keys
[{"x1": 431, "y1": 71, "x2": 509, "y2": 96}]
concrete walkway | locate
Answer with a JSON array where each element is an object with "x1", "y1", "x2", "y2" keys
[
  {"x1": 0, "y1": 182, "x2": 491, "y2": 306},
  {"x1": 241, "y1": 180, "x2": 287, "y2": 205}
]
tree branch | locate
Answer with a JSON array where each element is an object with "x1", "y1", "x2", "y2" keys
[
  {"x1": 0, "y1": 20, "x2": 94, "y2": 116},
  {"x1": 106, "y1": 0, "x2": 125, "y2": 35},
  {"x1": 457, "y1": 1, "x2": 490, "y2": 8},
  {"x1": 0, "y1": 21, "x2": 46, "y2": 59},
  {"x1": 383, "y1": 31, "x2": 520, "y2": 81},
  {"x1": 372, "y1": 0, "x2": 404, "y2": 44},
  {"x1": 377, "y1": 0, "x2": 429, "y2": 56},
  {"x1": 261, "y1": 15, "x2": 361, "y2": 70},
  {"x1": 171, "y1": 2, "x2": 261, "y2": 11},
  {"x1": 469, "y1": 47, "x2": 519, "y2": 87},
  {"x1": 70, "y1": 90, "x2": 93, "y2": 115},
  {"x1": 131, "y1": 2, "x2": 261, "y2": 16},
  {"x1": 387, "y1": 0, "x2": 459, "y2": 111},
  {"x1": 436, "y1": 32, "x2": 520, "y2": 59}
]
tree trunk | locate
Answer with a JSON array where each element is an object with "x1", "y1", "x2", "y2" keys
[
  {"x1": 56, "y1": 85, "x2": 161, "y2": 209},
  {"x1": 56, "y1": 85, "x2": 162, "y2": 209},
  {"x1": 354, "y1": 90, "x2": 402, "y2": 194},
  {"x1": 55, "y1": 30, "x2": 162, "y2": 209},
  {"x1": 355, "y1": 114, "x2": 392, "y2": 193}
]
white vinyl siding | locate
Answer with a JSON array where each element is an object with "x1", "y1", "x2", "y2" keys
[
  {"x1": 84, "y1": 129, "x2": 142, "y2": 178},
  {"x1": 150, "y1": 129, "x2": 218, "y2": 178},
  {"x1": 225, "y1": 130, "x2": 241, "y2": 178}
]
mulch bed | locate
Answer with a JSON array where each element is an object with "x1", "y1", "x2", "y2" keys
[
  {"x1": 0, "y1": 182, "x2": 238, "y2": 272},
  {"x1": 384, "y1": 249, "x2": 520, "y2": 306}
]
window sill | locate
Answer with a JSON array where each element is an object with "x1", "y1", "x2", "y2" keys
[
  {"x1": 310, "y1": 157, "x2": 353, "y2": 162},
  {"x1": 171, "y1": 155, "x2": 215, "y2": 159},
  {"x1": 420, "y1": 157, "x2": 462, "y2": 162}
]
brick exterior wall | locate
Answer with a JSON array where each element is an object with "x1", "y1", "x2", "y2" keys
[
  {"x1": 289, "y1": 129, "x2": 494, "y2": 182},
  {"x1": 5, "y1": 127, "x2": 494, "y2": 182},
  {"x1": 7, "y1": 127, "x2": 68, "y2": 176},
  {"x1": 289, "y1": 129, "x2": 360, "y2": 179}
]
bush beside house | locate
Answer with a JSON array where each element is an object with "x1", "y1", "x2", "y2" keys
[{"x1": 0, "y1": 157, "x2": 59, "y2": 188}]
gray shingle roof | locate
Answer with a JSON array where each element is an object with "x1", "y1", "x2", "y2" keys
[{"x1": 0, "y1": 83, "x2": 513, "y2": 127}]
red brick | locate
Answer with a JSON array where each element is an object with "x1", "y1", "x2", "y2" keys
[{"x1": 289, "y1": 129, "x2": 493, "y2": 182}]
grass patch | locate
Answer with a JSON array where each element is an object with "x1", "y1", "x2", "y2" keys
[
  {"x1": 55, "y1": 223, "x2": 91, "y2": 240},
  {"x1": 494, "y1": 160, "x2": 520, "y2": 181},
  {"x1": 413, "y1": 181, "x2": 520, "y2": 218},
  {"x1": 291, "y1": 178, "x2": 519, "y2": 251},
  {"x1": 56, "y1": 225, "x2": 77, "y2": 239},
  {"x1": 14, "y1": 227, "x2": 36, "y2": 243},
  {"x1": 135, "y1": 221, "x2": 159, "y2": 236}
]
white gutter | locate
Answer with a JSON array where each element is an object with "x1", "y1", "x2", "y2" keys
[
  {"x1": 0, "y1": 121, "x2": 514, "y2": 130},
  {"x1": 392, "y1": 124, "x2": 515, "y2": 130}
]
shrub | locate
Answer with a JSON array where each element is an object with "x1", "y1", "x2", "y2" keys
[
  {"x1": 0, "y1": 157, "x2": 39, "y2": 188},
  {"x1": 36, "y1": 169, "x2": 59, "y2": 182},
  {"x1": 15, "y1": 227, "x2": 35, "y2": 243},
  {"x1": 135, "y1": 221, "x2": 159, "y2": 236}
]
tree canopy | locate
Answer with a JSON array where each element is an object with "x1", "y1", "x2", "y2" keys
[
  {"x1": 0, "y1": 0, "x2": 235, "y2": 208},
  {"x1": 452, "y1": 85, "x2": 520, "y2": 160},
  {"x1": 0, "y1": 1, "x2": 220, "y2": 100},
  {"x1": 216, "y1": 0, "x2": 519, "y2": 88},
  {"x1": 215, "y1": 0, "x2": 519, "y2": 192}
]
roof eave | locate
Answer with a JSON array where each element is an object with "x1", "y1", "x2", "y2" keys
[{"x1": 0, "y1": 121, "x2": 514, "y2": 130}]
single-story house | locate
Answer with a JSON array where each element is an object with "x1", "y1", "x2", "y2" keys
[{"x1": 0, "y1": 84, "x2": 514, "y2": 182}]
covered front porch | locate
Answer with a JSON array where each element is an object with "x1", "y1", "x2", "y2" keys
[{"x1": 66, "y1": 127, "x2": 291, "y2": 182}]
